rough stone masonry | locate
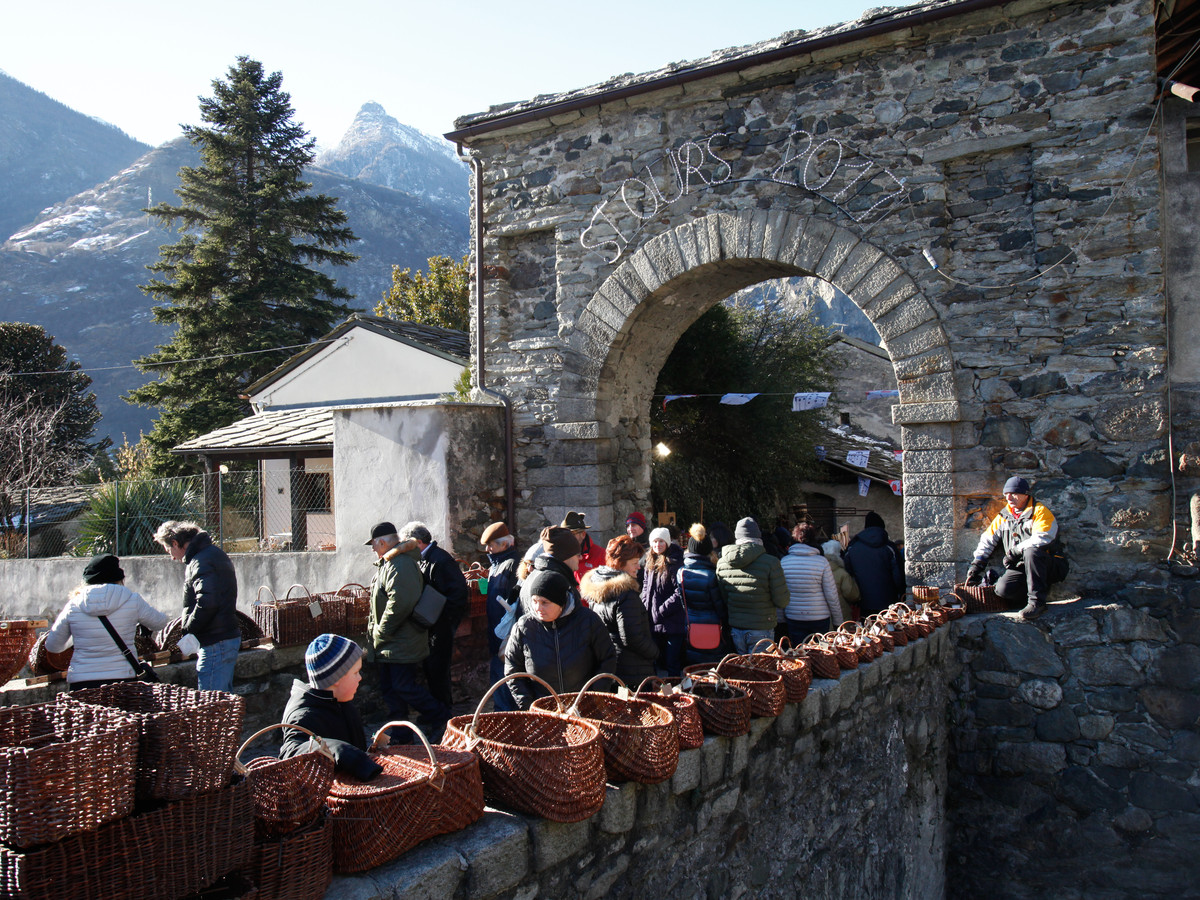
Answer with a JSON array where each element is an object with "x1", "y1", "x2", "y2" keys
[{"x1": 449, "y1": 0, "x2": 1168, "y2": 593}]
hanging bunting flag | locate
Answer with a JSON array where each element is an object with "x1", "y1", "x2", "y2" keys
[
  {"x1": 893, "y1": 450, "x2": 903, "y2": 462},
  {"x1": 858, "y1": 476, "x2": 871, "y2": 497},
  {"x1": 889, "y1": 479, "x2": 903, "y2": 496},
  {"x1": 846, "y1": 449, "x2": 870, "y2": 468},
  {"x1": 720, "y1": 393, "x2": 759, "y2": 405},
  {"x1": 815, "y1": 445, "x2": 826, "y2": 460},
  {"x1": 866, "y1": 389, "x2": 900, "y2": 399},
  {"x1": 792, "y1": 391, "x2": 831, "y2": 411},
  {"x1": 662, "y1": 394, "x2": 699, "y2": 410}
]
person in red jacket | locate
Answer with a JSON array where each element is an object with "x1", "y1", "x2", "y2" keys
[{"x1": 562, "y1": 511, "x2": 606, "y2": 584}]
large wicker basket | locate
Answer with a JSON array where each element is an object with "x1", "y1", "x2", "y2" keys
[
  {"x1": 531, "y1": 674, "x2": 679, "y2": 784},
  {"x1": 735, "y1": 640, "x2": 812, "y2": 704},
  {"x1": 953, "y1": 582, "x2": 1008, "y2": 613},
  {"x1": 0, "y1": 774, "x2": 252, "y2": 900},
  {"x1": 158, "y1": 611, "x2": 263, "y2": 659},
  {"x1": 665, "y1": 676, "x2": 752, "y2": 737},
  {"x1": 26, "y1": 631, "x2": 72, "y2": 677},
  {"x1": 235, "y1": 723, "x2": 335, "y2": 837},
  {"x1": 253, "y1": 585, "x2": 343, "y2": 647},
  {"x1": 684, "y1": 657, "x2": 786, "y2": 718},
  {"x1": 0, "y1": 701, "x2": 139, "y2": 849},
  {"x1": 311, "y1": 584, "x2": 370, "y2": 636},
  {"x1": 0, "y1": 621, "x2": 45, "y2": 685},
  {"x1": 251, "y1": 808, "x2": 333, "y2": 900},
  {"x1": 442, "y1": 674, "x2": 605, "y2": 822},
  {"x1": 326, "y1": 721, "x2": 484, "y2": 873},
  {"x1": 65, "y1": 682, "x2": 245, "y2": 803},
  {"x1": 635, "y1": 676, "x2": 704, "y2": 750},
  {"x1": 799, "y1": 634, "x2": 843, "y2": 680}
]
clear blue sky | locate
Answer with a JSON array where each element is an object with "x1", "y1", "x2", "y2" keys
[{"x1": 2, "y1": 0, "x2": 879, "y2": 149}]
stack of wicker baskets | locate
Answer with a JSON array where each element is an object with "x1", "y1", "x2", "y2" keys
[{"x1": 0, "y1": 683, "x2": 251, "y2": 899}]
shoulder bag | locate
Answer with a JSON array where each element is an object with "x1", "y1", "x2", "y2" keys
[{"x1": 97, "y1": 614, "x2": 160, "y2": 682}]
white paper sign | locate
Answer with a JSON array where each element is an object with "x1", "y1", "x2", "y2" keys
[
  {"x1": 858, "y1": 475, "x2": 871, "y2": 497},
  {"x1": 846, "y1": 449, "x2": 870, "y2": 467},
  {"x1": 792, "y1": 391, "x2": 831, "y2": 411},
  {"x1": 720, "y1": 393, "x2": 759, "y2": 405}
]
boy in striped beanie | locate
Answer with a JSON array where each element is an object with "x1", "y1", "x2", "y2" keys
[{"x1": 277, "y1": 634, "x2": 382, "y2": 781}]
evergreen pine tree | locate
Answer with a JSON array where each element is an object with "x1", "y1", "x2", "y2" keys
[{"x1": 127, "y1": 56, "x2": 357, "y2": 475}]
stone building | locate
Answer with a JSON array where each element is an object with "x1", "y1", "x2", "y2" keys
[{"x1": 446, "y1": 0, "x2": 1193, "y2": 592}]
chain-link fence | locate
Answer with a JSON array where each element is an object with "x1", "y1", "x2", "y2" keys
[{"x1": 0, "y1": 466, "x2": 336, "y2": 558}]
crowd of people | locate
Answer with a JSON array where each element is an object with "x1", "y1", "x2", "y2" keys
[{"x1": 41, "y1": 474, "x2": 1065, "y2": 783}]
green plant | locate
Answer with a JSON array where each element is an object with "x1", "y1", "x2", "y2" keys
[{"x1": 74, "y1": 477, "x2": 203, "y2": 556}]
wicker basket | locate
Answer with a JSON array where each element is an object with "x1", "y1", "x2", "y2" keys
[
  {"x1": 0, "y1": 774, "x2": 253, "y2": 900},
  {"x1": 837, "y1": 621, "x2": 879, "y2": 663},
  {"x1": 736, "y1": 640, "x2": 811, "y2": 704},
  {"x1": 253, "y1": 585, "x2": 343, "y2": 648},
  {"x1": 442, "y1": 673, "x2": 605, "y2": 823},
  {"x1": 665, "y1": 676, "x2": 751, "y2": 737},
  {"x1": 311, "y1": 584, "x2": 370, "y2": 636},
  {"x1": 863, "y1": 615, "x2": 896, "y2": 653},
  {"x1": 911, "y1": 585, "x2": 940, "y2": 603},
  {"x1": 635, "y1": 676, "x2": 704, "y2": 750},
  {"x1": 235, "y1": 723, "x2": 335, "y2": 837},
  {"x1": 531, "y1": 674, "x2": 679, "y2": 784},
  {"x1": 684, "y1": 657, "x2": 785, "y2": 718},
  {"x1": 252, "y1": 808, "x2": 333, "y2": 900},
  {"x1": 65, "y1": 682, "x2": 245, "y2": 804},
  {"x1": 953, "y1": 582, "x2": 1007, "y2": 613},
  {"x1": 0, "y1": 701, "x2": 139, "y2": 849},
  {"x1": 800, "y1": 634, "x2": 844, "y2": 679},
  {"x1": 326, "y1": 720, "x2": 484, "y2": 873},
  {"x1": 0, "y1": 621, "x2": 44, "y2": 685},
  {"x1": 27, "y1": 632, "x2": 72, "y2": 677},
  {"x1": 158, "y1": 611, "x2": 263, "y2": 659}
]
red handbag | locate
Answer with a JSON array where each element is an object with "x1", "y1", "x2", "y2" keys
[{"x1": 687, "y1": 622, "x2": 722, "y2": 650}]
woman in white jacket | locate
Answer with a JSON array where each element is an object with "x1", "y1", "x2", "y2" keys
[
  {"x1": 45, "y1": 554, "x2": 170, "y2": 690},
  {"x1": 778, "y1": 523, "x2": 842, "y2": 645}
]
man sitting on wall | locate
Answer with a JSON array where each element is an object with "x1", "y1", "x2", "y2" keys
[{"x1": 965, "y1": 476, "x2": 1064, "y2": 620}]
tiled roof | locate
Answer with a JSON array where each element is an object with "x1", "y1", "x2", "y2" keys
[{"x1": 173, "y1": 408, "x2": 333, "y2": 456}]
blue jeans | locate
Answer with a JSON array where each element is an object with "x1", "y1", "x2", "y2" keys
[
  {"x1": 730, "y1": 628, "x2": 774, "y2": 655},
  {"x1": 196, "y1": 636, "x2": 241, "y2": 692},
  {"x1": 489, "y1": 655, "x2": 516, "y2": 712},
  {"x1": 655, "y1": 633, "x2": 684, "y2": 677}
]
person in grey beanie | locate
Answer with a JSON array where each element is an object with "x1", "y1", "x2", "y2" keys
[{"x1": 716, "y1": 517, "x2": 788, "y2": 653}]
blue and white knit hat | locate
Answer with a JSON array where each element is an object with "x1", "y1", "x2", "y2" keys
[{"x1": 305, "y1": 634, "x2": 362, "y2": 690}]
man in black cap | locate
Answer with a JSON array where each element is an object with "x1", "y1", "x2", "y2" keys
[
  {"x1": 364, "y1": 521, "x2": 449, "y2": 741},
  {"x1": 561, "y1": 511, "x2": 606, "y2": 584},
  {"x1": 966, "y1": 476, "x2": 1061, "y2": 619}
]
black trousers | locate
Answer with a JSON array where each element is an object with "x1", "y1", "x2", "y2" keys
[
  {"x1": 994, "y1": 546, "x2": 1052, "y2": 606},
  {"x1": 423, "y1": 606, "x2": 464, "y2": 709}
]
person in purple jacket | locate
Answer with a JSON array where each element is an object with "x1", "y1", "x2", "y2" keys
[{"x1": 640, "y1": 527, "x2": 686, "y2": 675}]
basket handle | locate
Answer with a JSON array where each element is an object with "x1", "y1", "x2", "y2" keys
[
  {"x1": 335, "y1": 583, "x2": 368, "y2": 596},
  {"x1": 369, "y1": 720, "x2": 447, "y2": 791},
  {"x1": 282, "y1": 584, "x2": 313, "y2": 601},
  {"x1": 463, "y1": 562, "x2": 486, "y2": 576},
  {"x1": 749, "y1": 638, "x2": 777, "y2": 655},
  {"x1": 233, "y1": 722, "x2": 334, "y2": 775},
  {"x1": 467, "y1": 672, "x2": 563, "y2": 744},
  {"x1": 635, "y1": 675, "x2": 672, "y2": 695},
  {"x1": 255, "y1": 585, "x2": 279, "y2": 605},
  {"x1": 565, "y1": 672, "x2": 628, "y2": 716}
]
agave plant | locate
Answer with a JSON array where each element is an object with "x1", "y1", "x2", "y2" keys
[{"x1": 74, "y1": 476, "x2": 203, "y2": 556}]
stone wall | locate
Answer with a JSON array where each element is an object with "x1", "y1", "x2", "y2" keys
[
  {"x1": 946, "y1": 573, "x2": 1199, "y2": 898},
  {"x1": 456, "y1": 0, "x2": 1168, "y2": 590},
  {"x1": 325, "y1": 624, "x2": 960, "y2": 900}
]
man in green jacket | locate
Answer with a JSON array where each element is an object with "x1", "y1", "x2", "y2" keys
[
  {"x1": 365, "y1": 521, "x2": 449, "y2": 742},
  {"x1": 716, "y1": 517, "x2": 789, "y2": 653}
]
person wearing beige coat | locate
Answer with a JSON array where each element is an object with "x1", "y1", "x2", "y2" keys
[{"x1": 822, "y1": 540, "x2": 861, "y2": 623}]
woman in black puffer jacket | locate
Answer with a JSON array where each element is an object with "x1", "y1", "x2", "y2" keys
[
  {"x1": 504, "y1": 570, "x2": 616, "y2": 709},
  {"x1": 581, "y1": 536, "x2": 657, "y2": 685}
]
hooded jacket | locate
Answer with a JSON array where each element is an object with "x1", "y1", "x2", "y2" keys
[
  {"x1": 843, "y1": 526, "x2": 904, "y2": 614},
  {"x1": 716, "y1": 541, "x2": 789, "y2": 631},
  {"x1": 581, "y1": 567, "x2": 657, "y2": 683},
  {"x1": 46, "y1": 583, "x2": 170, "y2": 684},
  {"x1": 779, "y1": 543, "x2": 841, "y2": 624},
  {"x1": 485, "y1": 546, "x2": 522, "y2": 656},
  {"x1": 503, "y1": 596, "x2": 616, "y2": 709},
  {"x1": 368, "y1": 540, "x2": 429, "y2": 664},
  {"x1": 973, "y1": 498, "x2": 1058, "y2": 561},
  {"x1": 181, "y1": 531, "x2": 240, "y2": 647},
  {"x1": 640, "y1": 544, "x2": 685, "y2": 636},
  {"x1": 279, "y1": 678, "x2": 382, "y2": 782},
  {"x1": 822, "y1": 542, "x2": 861, "y2": 623},
  {"x1": 678, "y1": 552, "x2": 727, "y2": 625}
]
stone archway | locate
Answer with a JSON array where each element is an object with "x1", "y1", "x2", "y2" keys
[{"x1": 554, "y1": 209, "x2": 962, "y2": 584}]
